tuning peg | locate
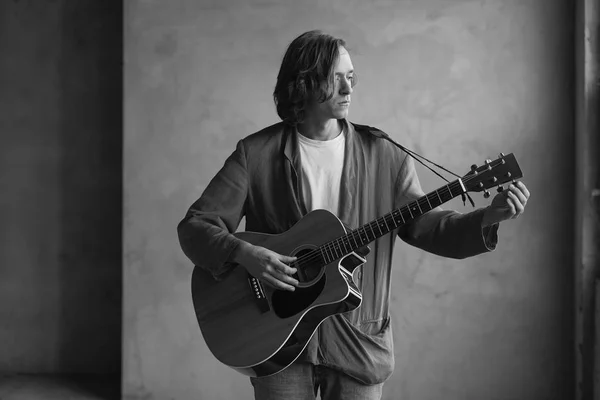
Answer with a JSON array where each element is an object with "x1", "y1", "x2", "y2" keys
[
  {"x1": 498, "y1": 152, "x2": 505, "y2": 158},
  {"x1": 497, "y1": 185, "x2": 504, "y2": 193},
  {"x1": 483, "y1": 190, "x2": 491, "y2": 199},
  {"x1": 471, "y1": 164, "x2": 478, "y2": 172}
]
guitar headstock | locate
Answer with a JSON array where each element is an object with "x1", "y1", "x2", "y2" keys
[{"x1": 463, "y1": 153, "x2": 523, "y2": 195}]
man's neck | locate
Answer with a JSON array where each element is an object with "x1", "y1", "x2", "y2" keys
[{"x1": 297, "y1": 118, "x2": 342, "y2": 141}]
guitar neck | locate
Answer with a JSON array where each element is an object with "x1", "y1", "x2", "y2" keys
[{"x1": 319, "y1": 178, "x2": 467, "y2": 264}]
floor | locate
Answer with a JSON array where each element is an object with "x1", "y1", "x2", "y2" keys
[{"x1": 0, "y1": 374, "x2": 120, "y2": 400}]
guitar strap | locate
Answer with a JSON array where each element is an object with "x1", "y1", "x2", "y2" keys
[{"x1": 352, "y1": 123, "x2": 476, "y2": 208}]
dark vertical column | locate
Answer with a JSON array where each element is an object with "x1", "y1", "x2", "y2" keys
[
  {"x1": 56, "y1": 1, "x2": 123, "y2": 375},
  {"x1": 0, "y1": 1, "x2": 122, "y2": 375},
  {"x1": 575, "y1": 0, "x2": 600, "y2": 399}
]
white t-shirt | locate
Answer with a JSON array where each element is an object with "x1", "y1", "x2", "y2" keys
[{"x1": 297, "y1": 129, "x2": 346, "y2": 215}]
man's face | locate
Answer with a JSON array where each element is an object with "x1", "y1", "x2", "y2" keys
[{"x1": 306, "y1": 46, "x2": 355, "y2": 121}]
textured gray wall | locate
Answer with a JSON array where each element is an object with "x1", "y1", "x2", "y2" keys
[
  {"x1": 0, "y1": 2, "x2": 122, "y2": 373},
  {"x1": 124, "y1": 1, "x2": 574, "y2": 399}
]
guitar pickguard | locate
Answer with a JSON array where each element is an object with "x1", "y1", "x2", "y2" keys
[
  {"x1": 271, "y1": 275, "x2": 327, "y2": 318},
  {"x1": 270, "y1": 249, "x2": 366, "y2": 320}
]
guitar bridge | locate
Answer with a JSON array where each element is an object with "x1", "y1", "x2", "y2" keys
[{"x1": 248, "y1": 275, "x2": 270, "y2": 313}]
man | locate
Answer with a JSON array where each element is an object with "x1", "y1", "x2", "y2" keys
[{"x1": 177, "y1": 30, "x2": 530, "y2": 400}]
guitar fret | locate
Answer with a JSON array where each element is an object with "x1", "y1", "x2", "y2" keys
[
  {"x1": 325, "y1": 245, "x2": 333, "y2": 263},
  {"x1": 368, "y1": 223, "x2": 377, "y2": 239},
  {"x1": 340, "y1": 238, "x2": 348, "y2": 253},
  {"x1": 416, "y1": 201, "x2": 423, "y2": 214},
  {"x1": 350, "y1": 231, "x2": 359, "y2": 248},
  {"x1": 407, "y1": 206, "x2": 414, "y2": 218},
  {"x1": 376, "y1": 219, "x2": 384, "y2": 235},
  {"x1": 332, "y1": 242, "x2": 339, "y2": 259},
  {"x1": 320, "y1": 247, "x2": 329, "y2": 264},
  {"x1": 436, "y1": 189, "x2": 443, "y2": 203},
  {"x1": 383, "y1": 217, "x2": 390, "y2": 231},
  {"x1": 425, "y1": 194, "x2": 432, "y2": 209},
  {"x1": 325, "y1": 243, "x2": 332, "y2": 261}
]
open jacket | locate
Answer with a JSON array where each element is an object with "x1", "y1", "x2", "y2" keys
[{"x1": 177, "y1": 119, "x2": 498, "y2": 384}]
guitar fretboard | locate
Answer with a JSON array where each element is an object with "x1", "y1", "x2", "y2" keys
[{"x1": 317, "y1": 178, "x2": 466, "y2": 264}]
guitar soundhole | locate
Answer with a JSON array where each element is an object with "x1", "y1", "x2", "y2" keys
[
  {"x1": 271, "y1": 275, "x2": 326, "y2": 318},
  {"x1": 292, "y1": 248, "x2": 324, "y2": 284}
]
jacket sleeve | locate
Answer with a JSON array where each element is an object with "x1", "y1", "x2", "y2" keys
[
  {"x1": 177, "y1": 140, "x2": 247, "y2": 279},
  {"x1": 395, "y1": 153, "x2": 498, "y2": 259}
]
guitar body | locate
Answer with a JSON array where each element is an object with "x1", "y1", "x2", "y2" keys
[{"x1": 191, "y1": 210, "x2": 366, "y2": 377}]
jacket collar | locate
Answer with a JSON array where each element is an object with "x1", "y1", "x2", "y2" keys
[{"x1": 282, "y1": 119, "x2": 360, "y2": 228}]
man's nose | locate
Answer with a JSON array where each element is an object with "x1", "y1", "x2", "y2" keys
[{"x1": 339, "y1": 78, "x2": 353, "y2": 95}]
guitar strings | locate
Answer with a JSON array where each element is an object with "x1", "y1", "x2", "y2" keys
[
  {"x1": 290, "y1": 191, "x2": 450, "y2": 271},
  {"x1": 293, "y1": 179, "x2": 465, "y2": 270},
  {"x1": 290, "y1": 166, "x2": 503, "y2": 272},
  {"x1": 291, "y1": 181, "x2": 461, "y2": 270}
]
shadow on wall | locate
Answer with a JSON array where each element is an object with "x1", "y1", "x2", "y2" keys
[{"x1": 56, "y1": 0, "x2": 122, "y2": 381}]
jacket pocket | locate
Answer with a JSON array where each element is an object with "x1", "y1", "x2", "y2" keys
[
  {"x1": 346, "y1": 315, "x2": 393, "y2": 353},
  {"x1": 322, "y1": 314, "x2": 395, "y2": 385}
]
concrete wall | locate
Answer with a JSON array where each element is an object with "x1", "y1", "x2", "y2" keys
[
  {"x1": 0, "y1": 2, "x2": 122, "y2": 374},
  {"x1": 124, "y1": 1, "x2": 574, "y2": 399}
]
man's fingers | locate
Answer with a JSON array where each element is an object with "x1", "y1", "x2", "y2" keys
[
  {"x1": 279, "y1": 255, "x2": 298, "y2": 272},
  {"x1": 276, "y1": 259, "x2": 297, "y2": 275},
  {"x1": 281, "y1": 254, "x2": 297, "y2": 263},
  {"x1": 265, "y1": 263, "x2": 298, "y2": 282},
  {"x1": 262, "y1": 272, "x2": 296, "y2": 291},
  {"x1": 263, "y1": 264, "x2": 298, "y2": 288},
  {"x1": 506, "y1": 192, "x2": 522, "y2": 218},
  {"x1": 516, "y1": 181, "x2": 531, "y2": 199},
  {"x1": 508, "y1": 184, "x2": 528, "y2": 206},
  {"x1": 272, "y1": 269, "x2": 299, "y2": 286}
]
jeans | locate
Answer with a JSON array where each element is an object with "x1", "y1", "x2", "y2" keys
[{"x1": 250, "y1": 362, "x2": 384, "y2": 400}]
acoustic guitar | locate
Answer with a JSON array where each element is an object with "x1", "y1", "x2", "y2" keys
[{"x1": 191, "y1": 153, "x2": 522, "y2": 377}]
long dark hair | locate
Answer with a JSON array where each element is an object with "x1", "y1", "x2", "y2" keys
[{"x1": 273, "y1": 30, "x2": 353, "y2": 126}]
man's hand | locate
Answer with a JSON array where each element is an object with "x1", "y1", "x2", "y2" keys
[
  {"x1": 232, "y1": 241, "x2": 299, "y2": 291},
  {"x1": 482, "y1": 181, "x2": 530, "y2": 227}
]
